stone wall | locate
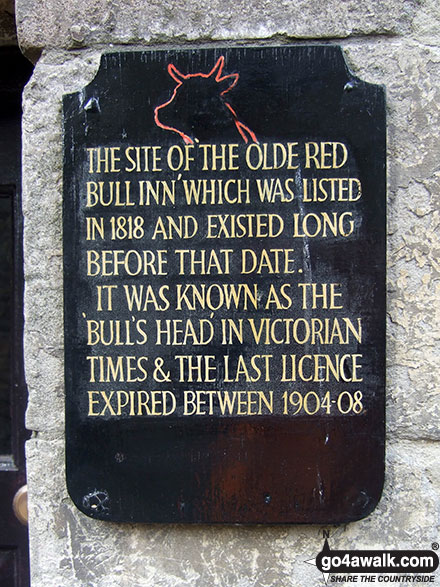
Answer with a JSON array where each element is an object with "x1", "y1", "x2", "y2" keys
[{"x1": 16, "y1": 0, "x2": 440, "y2": 584}]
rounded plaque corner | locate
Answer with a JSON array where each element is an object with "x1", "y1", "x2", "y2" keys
[
  {"x1": 66, "y1": 478, "x2": 112, "y2": 521},
  {"x1": 346, "y1": 474, "x2": 386, "y2": 525},
  {"x1": 341, "y1": 46, "x2": 387, "y2": 95},
  {"x1": 62, "y1": 52, "x2": 106, "y2": 113}
]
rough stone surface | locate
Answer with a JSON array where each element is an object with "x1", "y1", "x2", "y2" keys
[
  {"x1": 411, "y1": 0, "x2": 440, "y2": 45},
  {"x1": 344, "y1": 40, "x2": 440, "y2": 441},
  {"x1": 22, "y1": 52, "x2": 101, "y2": 435},
  {"x1": 16, "y1": 0, "x2": 419, "y2": 53},
  {"x1": 20, "y1": 37, "x2": 440, "y2": 585}
]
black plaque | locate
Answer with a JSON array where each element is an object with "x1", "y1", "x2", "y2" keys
[{"x1": 63, "y1": 46, "x2": 385, "y2": 523}]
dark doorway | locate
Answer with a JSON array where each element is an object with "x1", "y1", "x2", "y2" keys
[{"x1": 0, "y1": 46, "x2": 33, "y2": 587}]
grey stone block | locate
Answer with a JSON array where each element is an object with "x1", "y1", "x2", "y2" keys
[
  {"x1": 346, "y1": 41, "x2": 440, "y2": 440},
  {"x1": 22, "y1": 52, "x2": 101, "y2": 434},
  {"x1": 16, "y1": 0, "x2": 419, "y2": 53}
]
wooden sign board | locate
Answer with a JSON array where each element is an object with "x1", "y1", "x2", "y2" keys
[{"x1": 63, "y1": 46, "x2": 385, "y2": 523}]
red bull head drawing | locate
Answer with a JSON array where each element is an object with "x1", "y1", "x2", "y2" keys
[{"x1": 154, "y1": 56, "x2": 257, "y2": 145}]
